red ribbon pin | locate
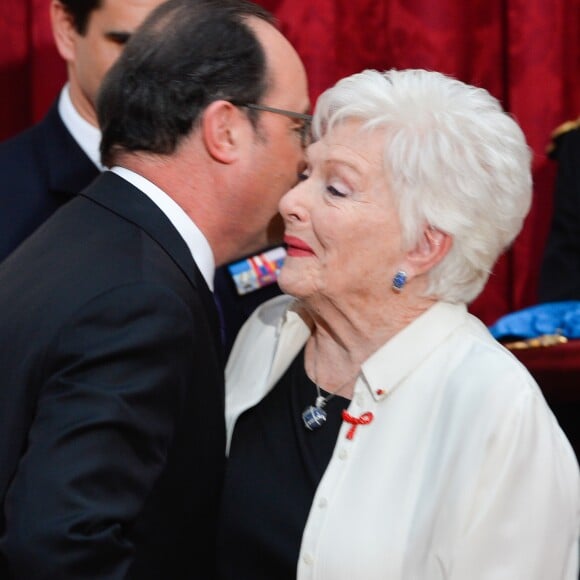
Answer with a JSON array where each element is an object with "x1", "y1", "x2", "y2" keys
[{"x1": 341, "y1": 410, "x2": 374, "y2": 440}]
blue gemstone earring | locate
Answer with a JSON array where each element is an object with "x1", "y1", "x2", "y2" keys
[{"x1": 392, "y1": 270, "x2": 407, "y2": 292}]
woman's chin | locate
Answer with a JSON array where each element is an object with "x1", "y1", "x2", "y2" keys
[{"x1": 278, "y1": 271, "x2": 308, "y2": 298}]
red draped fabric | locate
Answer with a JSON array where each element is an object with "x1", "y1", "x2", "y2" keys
[{"x1": 1, "y1": 0, "x2": 579, "y2": 325}]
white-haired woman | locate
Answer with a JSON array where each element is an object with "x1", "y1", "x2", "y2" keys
[{"x1": 216, "y1": 68, "x2": 579, "y2": 580}]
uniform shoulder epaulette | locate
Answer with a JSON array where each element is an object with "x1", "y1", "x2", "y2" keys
[{"x1": 546, "y1": 116, "x2": 580, "y2": 156}]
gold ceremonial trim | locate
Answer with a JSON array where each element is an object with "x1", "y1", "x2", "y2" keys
[
  {"x1": 502, "y1": 333, "x2": 568, "y2": 350},
  {"x1": 546, "y1": 116, "x2": 580, "y2": 155}
]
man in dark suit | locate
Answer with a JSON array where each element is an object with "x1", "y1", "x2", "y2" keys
[
  {"x1": 0, "y1": 0, "x2": 310, "y2": 577},
  {"x1": 0, "y1": 0, "x2": 287, "y2": 354},
  {"x1": 0, "y1": 0, "x2": 165, "y2": 262},
  {"x1": 538, "y1": 118, "x2": 580, "y2": 302}
]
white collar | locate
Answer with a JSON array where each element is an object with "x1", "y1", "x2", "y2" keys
[
  {"x1": 57, "y1": 83, "x2": 105, "y2": 171},
  {"x1": 110, "y1": 166, "x2": 216, "y2": 291}
]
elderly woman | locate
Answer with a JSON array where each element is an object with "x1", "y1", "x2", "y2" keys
[{"x1": 216, "y1": 69, "x2": 579, "y2": 579}]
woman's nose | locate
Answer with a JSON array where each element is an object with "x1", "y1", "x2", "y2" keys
[{"x1": 279, "y1": 178, "x2": 307, "y2": 221}]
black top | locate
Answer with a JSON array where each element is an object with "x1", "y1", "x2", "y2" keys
[{"x1": 217, "y1": 348, "x2": 349, "y2": 579}]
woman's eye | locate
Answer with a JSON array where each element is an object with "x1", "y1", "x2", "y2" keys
[
  {"x1": 327, "y1": 185, "x2": 347, "y2": 198},
  {"x1": 297, "y1": 172, "x2": 309, "y2": 182}
]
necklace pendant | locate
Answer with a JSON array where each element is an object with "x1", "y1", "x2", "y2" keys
[{"x1": 302, "y1": 405, "x2": 327, "y2": 431}]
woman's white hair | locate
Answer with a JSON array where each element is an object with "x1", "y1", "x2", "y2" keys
[{"x1": 312, "y1": 68, "x2": 533, "y2": 304}]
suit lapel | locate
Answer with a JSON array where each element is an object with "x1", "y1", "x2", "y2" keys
[
  {"x1": 81, "y1": 171, "x2": 202, "y2": 286},
  {"x1": 80, "y1": 171, "x2": 224, "y2": 360},
  {"x1": 40, "y1": 102, "x2": 101, "y2": 200},
  {"x1": 78, "y1": 169, "x2": 223, "y2": 333}
]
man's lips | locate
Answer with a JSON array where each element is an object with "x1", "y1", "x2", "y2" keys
[{"x1": 284, "y1": 235, "x2": 314, "y2": 257}]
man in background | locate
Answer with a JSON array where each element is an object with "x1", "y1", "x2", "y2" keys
[
  {"x1": 0, "y1": 0, "x2": 287, "y2": 353},
  {"x1": 538, "y1": 117, "x2": 580, "y2": 303},
  {"x1": 0, "y1": 0, "x2": 165, "y2": 260},
  {"x1": 0, "y1": 0, "x2": 310, "y2": 577}
]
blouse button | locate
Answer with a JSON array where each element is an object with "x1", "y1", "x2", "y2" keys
[
  {"x1": 338, "y1": 448, "x2": 348, "y2": 460},
  {"x1": 318, "y1": 497, "x2": 328, "y2": 508},
  {"x1": 303, "y1": 553, "x2": 314, "y2": 565}
]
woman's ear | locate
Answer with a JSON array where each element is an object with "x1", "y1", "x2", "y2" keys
[
  {"x1": 405, "y1": 225, "x2": 452, "y2": 275},
  {"x1": 50, "y1": 0, "x2": 77, "y2": 62},
  {"x1": 202, "y1": 100, "x2": 246, "y2": 164}
]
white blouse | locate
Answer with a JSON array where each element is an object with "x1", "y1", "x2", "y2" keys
[{"x1": 225, "y1": 297, "x2": 580, "y2": 579}]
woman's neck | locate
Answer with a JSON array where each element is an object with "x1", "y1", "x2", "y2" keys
[{"x1": 301, "y1": 293, "x2": 437, "y2": 395}]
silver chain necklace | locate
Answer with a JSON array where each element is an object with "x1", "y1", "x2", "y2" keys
[{"x1": 302, "y1": 360, "x2": 359, "y2": 431}]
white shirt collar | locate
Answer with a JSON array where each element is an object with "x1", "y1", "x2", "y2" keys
[
  {"x1": 57, "y1": 83, "x2": 105, "y2": 171},
  {"x1": 110, "y1": 166, "x2": 216, "y2": 291}
]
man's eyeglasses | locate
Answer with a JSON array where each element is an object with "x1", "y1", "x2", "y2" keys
[{"x1": 243, "y1": 103, "x2": 312, "y2": 148}]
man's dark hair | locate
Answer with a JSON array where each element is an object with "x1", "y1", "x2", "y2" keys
[
  {"x1": 59, "y1": 0, "x2": 102, "y2": 35},
  {"x1": 97, "y1": 0, "x2": 276, "y2": 167}
]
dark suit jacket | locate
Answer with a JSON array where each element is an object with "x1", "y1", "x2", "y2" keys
[
  {"x1": 0, "y1": 171, "x2": 225, "y2": 579},
  {"x1": 0, "y1": 99, "x2": 100, "y2": 262},
  {"x1": 0, "y1": 97, "x2": 280, "y2": 354},
  {"x1": 538, "y1": 124, "x2": 580, "y2": 302}
]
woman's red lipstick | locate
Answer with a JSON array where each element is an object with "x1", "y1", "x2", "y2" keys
[{"x1": 284, "y1": 235, "x2": 314, "y2": 257}]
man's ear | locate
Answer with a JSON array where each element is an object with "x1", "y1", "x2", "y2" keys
[
  {"x1": 404, "y1": 225, "x2": 452, "y2": 276},
  {"x1": 50, "y1": 0, "x2": 77, "y2": 62},
  {"x1": 202, "y1": 100, "x2": 246, "y2": 164}
]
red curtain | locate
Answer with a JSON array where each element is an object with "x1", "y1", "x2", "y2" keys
[{"x1": 1, "y1": 0, "x2": 578, "y2": 325}]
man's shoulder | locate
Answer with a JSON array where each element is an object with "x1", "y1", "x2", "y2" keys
[
  {"x1": 0, "y1": 120, "x2": 44, "y2": 159},
  {"x1": 0, "y1": 104, "x2": 63, "y2": 169},
  {"x1": 0, "y1": 102, "x2": 99, "y2": 262},
  {"x1": 546, "y1": 116, "x2": 580, "y2": 160},
  {"x1": 0, "y1": 103, "x2": 97, "y2": 194}
]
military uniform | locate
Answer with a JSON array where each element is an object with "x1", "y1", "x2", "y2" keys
[{"x1": 538, "y1": 117, "x2": 580, "y2": 302}]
